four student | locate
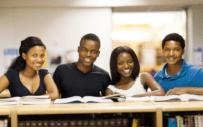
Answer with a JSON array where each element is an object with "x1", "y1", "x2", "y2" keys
[{"x1": 0, "y1": 33, "x2": 202, "y2": 99}]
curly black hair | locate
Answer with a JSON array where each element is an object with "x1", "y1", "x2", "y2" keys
[{"x1": 162, "y1": 33, "x2": 185, "y2": 49}]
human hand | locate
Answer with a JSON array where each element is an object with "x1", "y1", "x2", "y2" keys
[
  {"x1": 165, "y1": 87, "x2": 189, "y2": 96},
  {"x1": 113, "y1": 92, "x2": 120, "y2": 95}
]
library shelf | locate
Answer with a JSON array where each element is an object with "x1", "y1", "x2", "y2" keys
[
  {"x1": 17, "y1": 102, "x2": 156, "y2": 114},
  {"x1": 13, "y1": 102, "x2": 160, "y2": 127},
  {"x1": 151, "y1": 101, "x2": 203, "y2": 127},
  {"x1": 5, "y1": 101, "x2": 203, "y2": 127}
]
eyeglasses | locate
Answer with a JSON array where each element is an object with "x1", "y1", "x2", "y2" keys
[{"x1": 80, "y1": 47, "x2": 98, "y2": 55}]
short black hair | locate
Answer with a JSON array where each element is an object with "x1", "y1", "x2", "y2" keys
[
  {"x1": 80, "y1": 33, "x2": 100, "y2": 49},
  {"x1": 110, "y1": 46, "x2": 140, "y2": 85},
  {"x1": 162, "y1": 33, "x2": 185, "y2": 49}
]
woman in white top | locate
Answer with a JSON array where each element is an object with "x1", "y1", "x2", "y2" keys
[{"x1": 105, "y1": 46, "x2": 165, "y2": 97}]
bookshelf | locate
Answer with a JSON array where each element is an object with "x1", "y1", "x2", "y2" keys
[
  {"x1": 0, "y1": 105, "x2": 15, "y2": 127},
  {"x1": 12, "y1": 102, "x2": 160, "y2": 127},
  {"x1": 151, "y1": 101, "x2": 203, "y2": 127},
  {"x1": 2, "y1": 101, "x2": 203, "y2": 127}
]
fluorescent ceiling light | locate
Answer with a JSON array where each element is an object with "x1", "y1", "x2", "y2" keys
[{"x1": 113, "y1": 12, "x2": 179, "y2": 24}]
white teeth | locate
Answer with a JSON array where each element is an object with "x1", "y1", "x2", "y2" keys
[
  {"x1": 34, "y1": 64, "x2": 41, "y2": 67},
  {"x1": 169, "y1": 58, "x2": 174, "y2": 60},
  {"x1": 84, "y1": 58, "x2": 91, "y2": 62},
  {"x1": 123, "y1": 69, "x2": 130, "y2": 73}
]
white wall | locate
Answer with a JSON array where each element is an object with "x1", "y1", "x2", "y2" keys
[
  {"x1": 0, "y1": 7, "x2": 112, "y2": 74},
  {"x1": 187, "y1": 5, "x2": 203, "y2": 65}
]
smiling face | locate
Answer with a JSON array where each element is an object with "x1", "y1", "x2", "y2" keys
[
  {"x1": 117, "y1": 52, "x2": 134, "y2": 78},
  {"x1": 163, "y1": 40, "x2": 184, "y2": 65},
  {"x1": 77, "y1": 39, "x2": 100, "y2": 67},
  {"x1": 22, "y1": 46, "x2": 46, "y2": 71}
]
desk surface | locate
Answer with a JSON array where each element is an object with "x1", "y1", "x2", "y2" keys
[
  {"x1": 151, "y1": 101, "x2": 203, "y2": 112},
  {"x1": 0, "y1": 89, "x2": 11, "y2": 98},
  {"x1": 17, "y1": 102, "x2": 157, "y2": 115},
  {"x1": 0, "y1": 105, "x2": 15, "y2": 115},
  {"x1": 1, "y1": 101, "x2": 203, "y2": 115}
]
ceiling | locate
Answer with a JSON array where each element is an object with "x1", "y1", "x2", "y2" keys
[{"x1": 0, "y1": 0, "x2": 203, "y2": 9}]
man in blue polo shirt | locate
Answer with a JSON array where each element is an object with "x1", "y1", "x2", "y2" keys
[{"x1": 154, "y1": 33, "x2": 203, "y2": 95}]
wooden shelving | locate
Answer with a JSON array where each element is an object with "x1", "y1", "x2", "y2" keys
[{"x1": 1, "y1": 101, "x2": 203, "y2": 127}]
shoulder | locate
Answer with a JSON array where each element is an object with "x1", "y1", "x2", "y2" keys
[
  {"x1": 107, "y1": 85, "x2": 115, "y2": 92},
  {"x1": 107, "y1": 84, "x2": 115, "y2": 88},
  {"x1": 94, "y1": 65, "x2": 110, "y2": 76},
  {"x1": 56, "y1": 63, "x2": 74, "y2": 69},
  {"x1": 39, "y1": 69, "x2": 49, "y2": 76},
  {"x1": 140, "y1": 72, "x2": 152, "y2": 79},
  {"x1": 154, "y1": 69, "x2": 163, "y2": 79},
  {"x1": 7, "y1": 69, "x2": 18, "y2": 73},
  {"x1": 185, "y1": 63, "x2": 202, "y2": 71},
  {"x1": 140, "y1": 72, "x2": 154, "y2": 83},
  {"x1": 55, "y1": 63, "x2": 75, "y2": 72},
  {"x1": 5, "y1": 69, "x2": 18, "y2": 76},
  {"x1": 184, "y1": 63, "x2": 203, "y2": 75},
  {"x1": 4, "y1": 69, "x2": 18, "y2": 82}
]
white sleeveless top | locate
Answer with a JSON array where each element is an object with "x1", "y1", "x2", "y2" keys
[{"x1": 107, "y1": 73, "x2": 146, "y2": 97}]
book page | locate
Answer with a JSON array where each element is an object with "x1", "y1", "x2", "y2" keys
[
  {"x1": 20, "y1": 99, "x2": 51, "y2": 105},
  {"x1": 53, "y1": 96, "x2": 82, "y2": 104},
  {"x1": 125, "y1": 96, "x2": 150, "y2": 102},
  {"x1": 150, "y1": 95, "x2": 182, "y2": 102},
  {"x1": 0, "y1": 101, "x2": 20, "y2": 105},
  {"x1": 83, "y1": 96, "x2": 113, "y2": 103},
  {"x1": 21, "y1": 95, "x2": 49, "y2": 99},
  {"x1": 0, "y1": 97, "x2": 20, "y2": 102},
  {"x1": 180, "y1": 94, "x2": 203, "y2": 101}
]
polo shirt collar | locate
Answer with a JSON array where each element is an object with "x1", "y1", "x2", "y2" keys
[{"x1": 162, "y1": 59, "x2": 186, "y2": 79}]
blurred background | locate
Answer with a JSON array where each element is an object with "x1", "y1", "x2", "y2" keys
[{"x1": 0, "y1": 0, "x2": 203, "y2": 76}]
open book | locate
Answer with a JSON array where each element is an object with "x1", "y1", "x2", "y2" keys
[
  {"x1": 53, "y1": 96, "x2": 113, "y2": 104},
  {"x1": 0, "y1": 95, "x2": 51, "y2": 105},
  {"x1": 102, "y1": 94, "x2": 126, "y2": 102},
  {"x1": 103, "y1": 94, "x2": 126, "y2": 99},
  {"x1": 125, "y1": 94, "x2": 203, "y2": 102},
  {"x1": 150, "y1": 94, "x2": 203, "y2": 102}
]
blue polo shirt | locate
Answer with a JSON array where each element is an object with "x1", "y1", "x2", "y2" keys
[{"x1": 154, "y1": 59, "x2": 203, "y2": 93}]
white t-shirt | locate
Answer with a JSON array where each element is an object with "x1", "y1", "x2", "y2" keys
[{"x1": 107, "y1": 73, "x2": 147, "y2": 97}]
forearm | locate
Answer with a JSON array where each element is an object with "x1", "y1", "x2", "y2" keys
[
  {"x1": 184, "y1": 87, "x2": 203, "y2": 95},
  {"x1": 44, "y1": 91, "x2": 59, "y2": 101},
  {"x1": 132, "y1": 89, "x2": 165, "y2": 97}
]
